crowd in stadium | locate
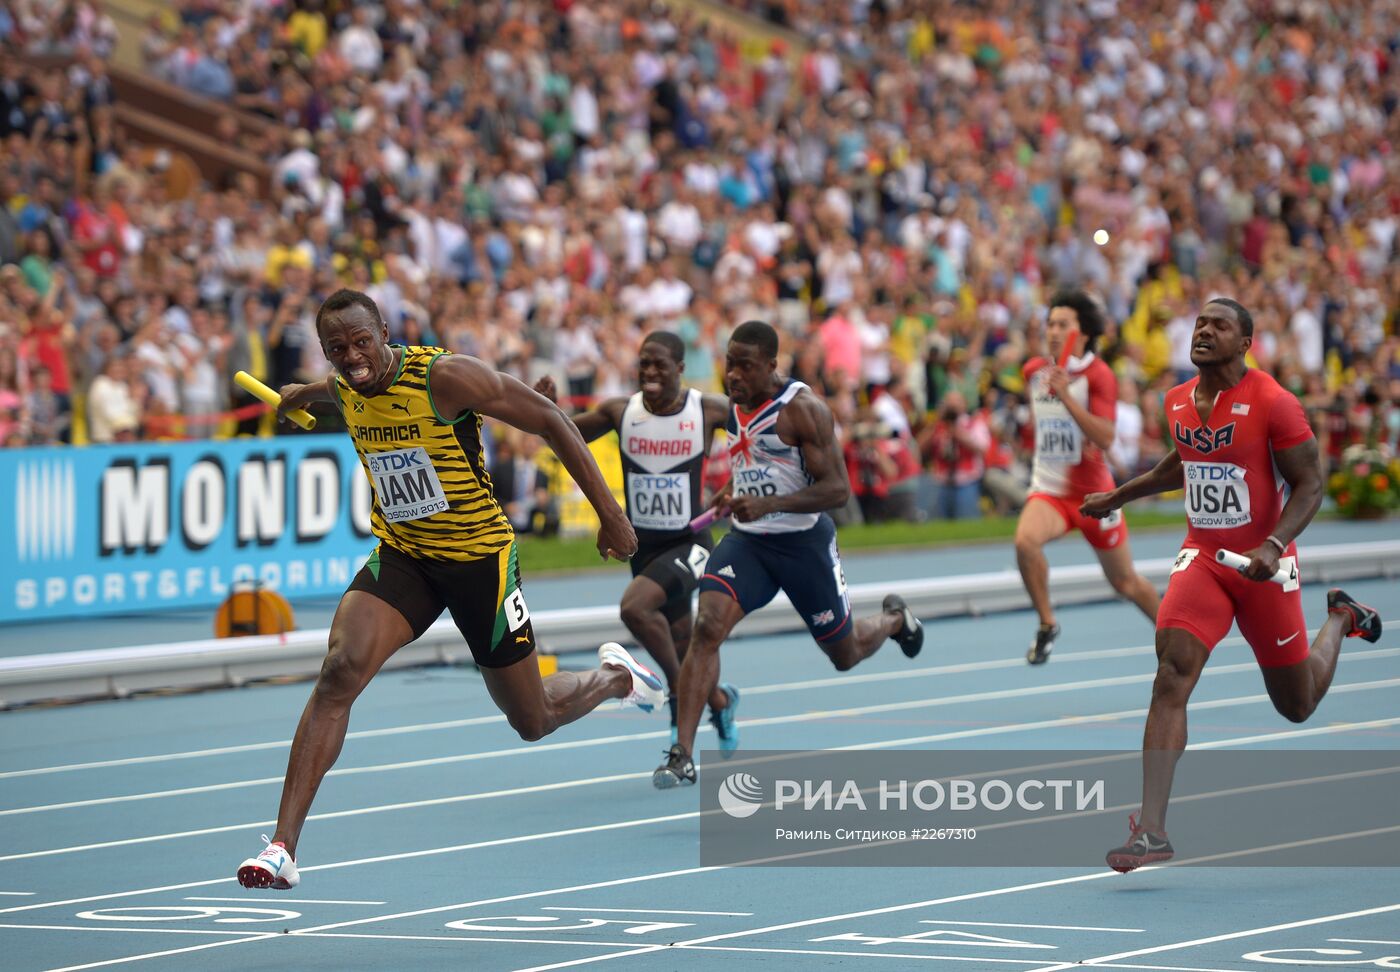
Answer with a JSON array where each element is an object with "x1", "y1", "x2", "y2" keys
[{"x1": 1, "y1": 0, "x2": 1398, "y2": 525}]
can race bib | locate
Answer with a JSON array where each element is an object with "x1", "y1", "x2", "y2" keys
[
  {"x1": 367, "y1": 447, "x2": 450, "y2": 523},
  {"x1": 628, "y1": 471, "x2": 691, "y2": 531},
  {"x1": 1036, "y1": 415, "x2": 1082, "y2": 464},
  {"x1": 1183, "y1": 461, "x2": 1251, "y2": 529}
]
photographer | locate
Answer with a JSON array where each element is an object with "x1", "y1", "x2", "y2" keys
[
  {"x1": 917, "y1": 390, "x2": 991, "y2": 520},
  {"x1": 843, "y1": 407, "x2": 921, "y2": 524}
]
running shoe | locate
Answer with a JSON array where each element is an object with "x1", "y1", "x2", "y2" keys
[
  {"x1": 653, "y1": 744, "x2": 696, "y2": 788},
  {"x1": 1105, "y1": 813, "x2": 1174, "y2": 873},
  {"x1": 1328, "y1": 589, "x2": 1382, "y2": 643},
  {"x1": 709, "y1": 684, "x2": 740, "y2": 758},
  {"x1": 667, "y1": 694, "x2": 678, "y2": 746},
  {"x1": 884, "y1": 594, "x2": 924, "y2": 658},
  {"x1": 599, "y1": 642, "x2": 665, "y2": 713},
  {"x1": 237, "y1": 835, "x2": 299, "y2": 889},
  {"x1": 1026, "y1": 622, "x2": 1059, "y2": 665}
]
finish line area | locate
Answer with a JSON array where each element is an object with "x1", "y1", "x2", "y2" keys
[{"x1": 1, "y1": 531, "x2": 1397, "y2": 972}]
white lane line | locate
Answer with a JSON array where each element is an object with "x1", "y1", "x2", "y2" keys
[
  {"x1": 541, "y1": 907, "x2": 753, "y2": 916},
  {"x1": 0, "y1": 643, "x2": 1168, "y2": 780},
  {"x1": 7, "y1": 678, "x2": 1399, "y2": 864},
  {"x1": 183, "y1": 896, "x2": 385, "y2": 905},
  {"x1": 507, "y1": 871, "x2": 1127, "y2": 972},
  {"x1": 39, "y1": 935, "x2": 277, "y2": 972},
  {"x1": 1088, "y1": 965, "x2": 1256, "y2": 972},
  {"x1": 0, "y1": 891, "x2": 35, "y2": 895},
  {"x1": 1022, "y1": 902, "x2": 1400, "y2": 972},
  {"x1": 919, "y1": 920, "x2": 1143, "y2": 933},
  {"x1": 11, "y1": 649, "x2": 1398, "y2": 818},
  {"x1": 1331, "y1": 937, "x2": 1400, "y2": 945},
  {"x1": 0, "y1": 923, "x2": 255, "y2": 937},
  {"x1": 680, "y1": 945, "x2": 1053, "y2": 964}
]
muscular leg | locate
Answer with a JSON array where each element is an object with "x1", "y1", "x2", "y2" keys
[
  {"x1": 1138, "y1": 626, "x2": 1212, "y2": 833},
  {"x1": 1258, "y1": 611, "x2": 1348, "y2": 723},
  {"x1": 818, "y1": 609, "x2": 905, "y2": 671},
  {"x1": 675, "y1": 591, "x2": 746, "y2": 755},
  {"x1": 1015, "y1": 499, "x2": 1069, "y2": 628},
  {"x1": 272, "y1": 592, "x2": 414, "y2": 857},
  {"x1": 481, "y1": 650, "x2": 630, "y2": 742},
  {"x1": 621, "y1": 577, "x2": 727, "y2": 710},
  {"x1": 1095, "y1": 539, "x2": 1160, "y2": 623},
  {"x1": 670, "y1": 612, "x2": 728, "y2": 711}
]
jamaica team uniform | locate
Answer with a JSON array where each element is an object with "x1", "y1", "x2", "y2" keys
[
  {"x1": 338, "y1": 345, "x2": 534, "y2": 668},
  {"x1": 619, "y1": 389, "x2": 713, "y2": 621},
  {"x1": 1023, "y1": 352, "x2": 1126, "y2": 549},
  {"x1": 1156, "y1": 369, "x2": 1315, "y2": 666},
  {"x1": 700, "y1": 379, "x2": 852, "y2": 642}
]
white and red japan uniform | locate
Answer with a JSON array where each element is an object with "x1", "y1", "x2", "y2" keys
[{"x1": 1157, "y1": 369, "x2": 1315, "y2": 666}]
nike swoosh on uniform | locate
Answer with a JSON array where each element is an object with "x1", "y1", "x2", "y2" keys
[
  {"x1": 1172, "y1": 403, "x2": 1188, "y2": 410},
  {"x1": 1276, "y1": 632, "x2": 1300, "y2": 646}
]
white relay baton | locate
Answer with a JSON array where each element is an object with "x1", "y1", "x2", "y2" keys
[{"x1": 1215, "y1": 549, "x2": 1298, "y2": 586}]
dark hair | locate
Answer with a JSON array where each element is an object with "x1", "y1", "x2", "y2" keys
[
  {"x1": 641, "y1": 331, "x2": 685, "y2": 363},
  {"x1": 315, "y1": 288, "x2": 383, "y2": 336},
  {"x1": 1205, "y1": 297, "x2": 1254, "y2": 337},
  {"x1": 1047, "y1": 289, "x2": 1108, "y2": 340},
  {"x1": 730, "y1": 319, "x2": 779, "y2": 359}
]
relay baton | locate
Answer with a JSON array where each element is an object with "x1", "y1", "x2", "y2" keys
[
  {"x1": 689, "y1": 506, "x2": 727, "y2": 531},
  {"x1": 1057, "y1": 327, "x2": 1080, "y2": 370},
  {"x1": 1215, "y1": 548, "x2": 1296, "y2": 586},
  {"x1": 235, "y1": 371, "x2": 317, "y2": 430}
]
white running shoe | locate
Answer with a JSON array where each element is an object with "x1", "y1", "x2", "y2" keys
[
  {"x1": 599, "y1": 642, "x2": 665, "y2": 713},
  {"x1": 237, "y1": 835, "x2": 300, "y2": 889}
]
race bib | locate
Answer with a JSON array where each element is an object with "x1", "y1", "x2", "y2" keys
[
  {"x1": 628, "y1": 471, "x2": 691, "y2": 531},
  {"x1": 1171, "y1": 547, "x2": 1200, "y2": 574},
  {"x1": 367, "y1": 447, "x2": 450, "y2": 523},
  {"x1": 1036, "y1": 415, "x2": 1082, "y2": 464},
  {"x1": 1183, "y1": 461, "x2": 1251, "y2": 529}
]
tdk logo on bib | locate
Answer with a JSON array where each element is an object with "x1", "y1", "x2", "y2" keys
[{"x1": 368, "y1": 451, "x2": 426, "y2": 474}]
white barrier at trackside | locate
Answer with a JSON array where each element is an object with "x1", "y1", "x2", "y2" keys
[{"x1": 1, "y1": 539, "x2": 1397, "y2": 708}]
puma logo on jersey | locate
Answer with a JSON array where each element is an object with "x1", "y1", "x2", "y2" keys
[
  {"x1": 515, "y1": 635, "x2": 531, "y2": 644},
  {"x1": 1173, "y1": 420, "x2": 1236, "y2": 454},
  {"x1": 390, "y1": 402, "x2": 410, "y2": 414}
]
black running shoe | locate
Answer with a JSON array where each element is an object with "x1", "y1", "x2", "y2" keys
[
  {"x1": 1026, "y1": 623, "x2": 1059, "y2": 665},
  {"x1": 1328, "y1": 589, "x2": 1382, "y2": 643},
  {"x1": 653, "y1": 744, "x2": 696, "y2": 789},
  {"x1": 884, "y1": 594, "x2": 924, "y2": 658},
  {"x1": 1106, "y1": 813, "x2": 1174, "y2": 873}
]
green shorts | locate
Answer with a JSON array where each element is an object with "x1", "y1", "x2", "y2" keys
[{"x1": 348, "y1": 541, "x2": 536, "y2": 668}]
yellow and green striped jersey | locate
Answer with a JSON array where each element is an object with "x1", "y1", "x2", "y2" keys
[{"x1": 336, "y1": 345, "x2": 514, "y2": 561}]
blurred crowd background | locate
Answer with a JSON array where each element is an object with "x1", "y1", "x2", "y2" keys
[{"x1": 2, "y1": 0, "x2": 1398, "y2": 530}]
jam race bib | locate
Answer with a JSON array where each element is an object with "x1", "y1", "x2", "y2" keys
[
  {"x1": 1183, "y1": 461, "x2": 1251, "y2": 529},
  {"x1": 367, "y1": 447, "x2": 450, "y2": 523},
  {"x1": 628, "y1": 471, "x2": 691, "y2": 531}
]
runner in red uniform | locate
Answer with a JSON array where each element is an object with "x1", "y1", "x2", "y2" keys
[
  {"x1": 1015, "y1": 291, "x2": 1159, "y2": 664},
  {"x1": 1081, "y1": 298, "x2": 1382, "y2": 872}
]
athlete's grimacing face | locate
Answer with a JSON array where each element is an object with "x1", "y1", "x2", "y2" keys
[
  {"x1": 1045, "y1": 305, "x2": 1082, "y2": 361},
  {"x1": 1190, "y1": 302, "x2": 1251, "y2": 368},
  {"x1": 319, "y1": 304, "x2": 393, "y2": 394},
  {"x1": 637, "y1": 342, "x2": 682, "y2": 407},
  {"x1": 724, "y1": 341, "x2": 776, "y2": 408}
]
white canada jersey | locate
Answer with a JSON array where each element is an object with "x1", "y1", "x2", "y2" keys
[
  {"x1": 618, "y1": 389, "x2": 707, "y2": 542},
  {"x1": 728, "y1": 379, "x2": 818, "y2": 535}
]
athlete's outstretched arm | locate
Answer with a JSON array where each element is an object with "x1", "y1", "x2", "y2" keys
[
  {"x1": 532, "y1": 376, "x2": 624, "y2": 442},
  {"x1": 727, "y1": 393, "x2": 849, "y2": 522},
  {"x1": 432, "y1": 356, "x2": 637, "y2": 560},
  {"x1": 1236, "y1": 438, "x2": 1323, "y2": 582},
  {"x1": 1081, "y1": 449, "x2": 1183, "y2": 517}
]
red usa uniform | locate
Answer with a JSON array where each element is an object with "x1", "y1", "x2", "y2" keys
[
  {"x1": 1023, "y1": 353, "x2": 1125, "y2": 549},
  {"x1": 1157, "y1": 369, "x2": 1315, "y2": 666}
]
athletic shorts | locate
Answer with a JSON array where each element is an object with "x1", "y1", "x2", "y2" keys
[
  {"x1": 347, "y1": 541, "x2": 536, "y2": 668},
  {"x1": 632, "y1": 532, "x2": 713, "y2": 623},
  {"x1": 1027, "y1": 492, "x2": 1127, "y2": 551},
  {"x1": 699, "y1": 513, "x2": 852, "y2": 642},
  {"x1": 1156, "y1": 545, "x2": 1308, "y2": 667}
]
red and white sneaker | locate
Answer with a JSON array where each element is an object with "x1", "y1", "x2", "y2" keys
[{"x1": 237, "y1": 835, "x2": 299, "y2": 889}]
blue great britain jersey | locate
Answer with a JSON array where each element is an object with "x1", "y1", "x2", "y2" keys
[{"x1": 727, "y1": 379, "x2": 818, "y2": 534}]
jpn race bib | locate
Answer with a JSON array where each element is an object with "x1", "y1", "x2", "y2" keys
[
  {"x1": 1036, "y1": 415, "x2": 1082, "y2": 464},
  {"x1": 367, "y1": 447, "x2": 449, "y2": 523}
]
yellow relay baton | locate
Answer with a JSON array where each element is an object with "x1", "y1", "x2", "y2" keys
[{"x1": 235, "y1": 371, "x2": 317, "y2": 430}]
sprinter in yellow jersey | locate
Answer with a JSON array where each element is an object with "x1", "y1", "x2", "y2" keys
[{"x1": 235, "y1": 289, "x2": 664, "y2": 891}]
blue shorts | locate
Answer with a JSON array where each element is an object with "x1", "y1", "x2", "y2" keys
[{"x1": 699, "y1": 514, "x2": 852, "y2": 642}]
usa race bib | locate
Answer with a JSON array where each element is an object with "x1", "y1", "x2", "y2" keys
[
  {"x1": 367, "y1": 447, "x2": 450, "y2": 522},
  {"x1": 1183, "y1": 461, "x2": 1251, "y2": 529},
  {"x1": 627, "y1": 471, "x2": 691, "y2": 530},
  {"x1": 1036, "y1": 415, "x2": 1082, "y2": 464}
]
